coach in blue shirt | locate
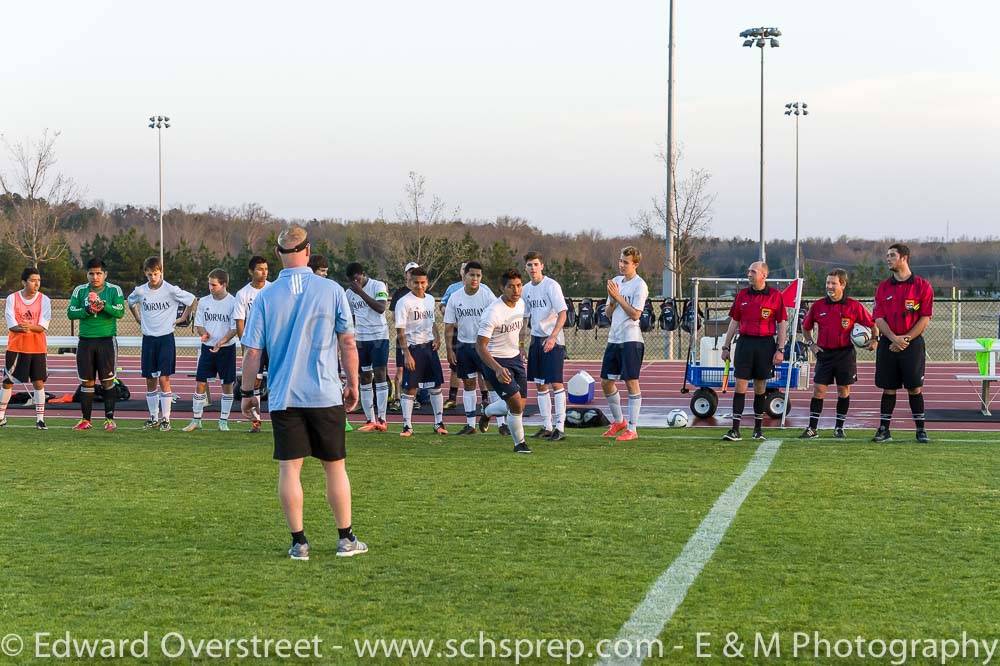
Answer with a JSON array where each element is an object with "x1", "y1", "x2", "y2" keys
[{"x1": 240, "y1": 224, "x2": 368, "y2": 561}]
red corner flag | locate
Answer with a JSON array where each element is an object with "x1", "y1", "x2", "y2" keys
[{"x1": 781, "y1": 280, "x2": 800, "y2": 308}]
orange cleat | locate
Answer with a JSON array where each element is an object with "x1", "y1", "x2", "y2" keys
[
  {"x1": 357, "y1": 421, "x2": 380, "y2": 433},
  {"x1": 72, "y1": 419, "x2": 93, "y2": 431},
  {"x1": 615, "y1": 429, "x2": 639, "y2": 442},
  {"x1": 399, "y1": 426, "x2": 413, "y2": 438},
  {"x1": 434, "y1": 423, "x2": 449, "y2": 435},
  {"x1": 602, "y1": 420, "x2": 628, "y2": 438},
  {"x1": 375, "y1": 420, "x2": 388, "y2": 432}
]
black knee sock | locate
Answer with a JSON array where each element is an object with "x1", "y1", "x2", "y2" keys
[
  {"x1": 103, "y1": 385, "x2": 116, "y2": 420},
  {"x1": 880, "y1": 393, "x2": 897, "y2": 429},
  {"x1": 908, "y1": 393, "x2": 926, "y2": 430},
  {"x1": 291, "y1": 530, "x2": 307, "y2": 545},
  {"x1": 481, "y1": 390, "x2": 489, "y2": 404},
  {"x1": 338, "y1": 525, "x2": 355, "y2": 541},
  {"x1": 80, "y1": 387, "x2": 94, "y2": 421},
  {"x1": 809, "y1": 397, "x2": 823, "y2": 430},
  {"x1": 731, "y1": 392, "x2": 746, "y2": 431},
  {"x1": 448, "y1": 386, "x2": 458, "y2": 402},
  {"x1": 753, "y1": 393, "x2": 766, "y2": 432},
  {"x1": 836, "y1": 396, "x2": 850, "y2": 429}
]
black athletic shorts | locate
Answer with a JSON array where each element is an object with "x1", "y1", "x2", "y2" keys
[
  {"x1": 875, "y1": 335, "x2": 926, "y2": 390},
  {"x1": 4, "y1": 351, "x2": 48, "y2": 383},
  {"x1": 402, "y1": 342, "x2": 444, "y2": 389},
  {"x1": 734, "y1": 335, "x2": 776, "y2": 381},
  {"x1": 76, "y1": 337, "x2": 117, "y2": 382},
  {"x1": 481, "y1": 355, "x2": 528, "y2": 401},
  {"x1": 813, "y1": 346, "x2": 858, "y2": 386},
  {"x1": 272, "y1": 406, "x2": 347, "y2": 461}
]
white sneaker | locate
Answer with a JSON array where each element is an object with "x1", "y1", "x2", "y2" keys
[{"x1": 218, "y1": 419, "x2": 230, "y2": 432}]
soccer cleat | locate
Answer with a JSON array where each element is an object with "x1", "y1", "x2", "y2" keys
[
  {"x1": 399, "y1": 426, "x2": 413, "y2": 438},
  {"x1": 218, "y1": 419, "x2": 230, "y2": 432},
  {"x1": 72, "y1": 419, "x2": 93, "y2": 431},
  {"x1": 249, "y1": 420, "x2": 262, "y2": 434},
  {"x1": 751, "y1": 431, "x2": 766, "y2": 441},
  {"x1": 388, "y1": 399, "x2": 401, "y2": 412},
  {"x1": 336, "y1": 537, "x2": 369, "y2": 557},
  {"x1": 477, "y1": 407, "x2": 491, "y2": 433},
  {"x1": 158, "y1": 420, "x2": 172, "y2": 432},
  {"x1": 36, "y1": 420, "x2": 47, "y2": 430},
  {"x1": 721, "y1": 428, "x2": 742, "y2": 441},
  {"x1": 103, "y1": 419, "x2": 117, "y2": 432},
  {"x1": 916, "y1": 429, "x2": 930, "y2": 444},
  {"x1": 498, "y1": 424, "x2": 511, "y2": 436},
  {"x1": 143, "y1": 417, "x2": 160, "y2": 430},
  {"x1": 434, "y1": 423, "x2": 449, "y2": 435},
  {"x1": 375, "y1": 419, "x2": 388, "y2": 432},
  {"x1": 0, "y1": 416, "x2": 6, "y2": 427},
  {"x1": 531, "y1": 428, "x2": 553, "y2": 439},
  {"x1": 456, "y1": 425, "x2": 477, "y2": 435},
  {"x1": 833, "y1": 427, "x2": 846, "y2": 439},
  {"x1": 513, "y1": 441, "x2": 533, "y2": 454},
  {"x1": 182, "y1": 419, "x2": 202, "y2": 432},
  {"x1": 615, "y1": 429, "x2": 639, "y2": 442},
  {"x1": 602, "y1": 420, "x2": 628, "y2": 438},
  {"x1": 871, "y1": 426, "x2": 892, "y2": 443},
  {"x1": 443, "y1": 399, "x2": 457, "y2": 410},
  {"x1": 546, "y1": 429, "x2": 566, "y2": 441},
  {"x1": 799, "y1": 427, "x2": 818, "y2": 439},
  {"x1": 357, "y1": 420, "x2": 379, "y2": 433},
  {"x1": 288, "y1": 542, "x2": 310, "y2": 561}
]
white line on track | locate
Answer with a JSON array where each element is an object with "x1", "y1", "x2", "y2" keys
[{"x1": 596, "y1": 439, "x2": 782, "y2": 666}]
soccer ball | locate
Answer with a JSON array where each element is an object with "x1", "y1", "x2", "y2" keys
[
  {"x1": 667, "y1": 409, "x2": 690, "y2": 428},
  {"x1": 850, "y1": 323, "x2": 872, "y2": 349}
]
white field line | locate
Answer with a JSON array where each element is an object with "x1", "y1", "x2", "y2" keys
[{"x1": 596, "y1": 439, "x2": 782, "y2": 666}]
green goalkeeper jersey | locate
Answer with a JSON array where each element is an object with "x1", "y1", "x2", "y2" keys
[{"x1": 67, "y1": 283, "x2": 126, "y2": 338}]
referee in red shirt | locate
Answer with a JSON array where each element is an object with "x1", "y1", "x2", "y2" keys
[
  {"x1": 720, "y1": 261, "x2": 788, "y2": 441},
  {"x1": 872, "y1": 243, "x2": 933, "y2": 443},
  {"x1": 800, "y1": 269, "x2": 877, "y2": 439}
]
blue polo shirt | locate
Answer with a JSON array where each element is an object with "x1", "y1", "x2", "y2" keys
[
  {"x1": 241, "y1": 266, "x2": 354, "y2": 411},
  {"x1": 441, "y1": 281, "x2": 463, "y2": 306}
]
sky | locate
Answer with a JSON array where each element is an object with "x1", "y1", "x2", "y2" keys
[{"x1": 1, "y1": 0, "x2": 997, "y2": 240}]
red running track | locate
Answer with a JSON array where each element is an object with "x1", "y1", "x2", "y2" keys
[{"x1": 17, "y1": 356, "x2": 1000, "y2": 433}]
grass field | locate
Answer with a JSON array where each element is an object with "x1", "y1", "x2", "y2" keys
[{"x1": 1, "y1": 417, "x2": 998, "y2": 664}]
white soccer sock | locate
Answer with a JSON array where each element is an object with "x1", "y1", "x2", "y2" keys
[
  {"x1": 463, "y1": 388, "x2": 478, "y2": 427},
  {"x1": 0, "y1": 386, "x2": 11, "y2": 419},
  {"x1": 145, "y1": 391, "x2": 159, "y2": 420},
  {"x1": 221, "y1": 393, "x2": 234, "y2": 419},
  {"x1": 34, "y1": 389, "x2": 45, "y2": 421},
  {"x1": 401, "y1": 394, "x2": 415, "y2": 427},
  {"x1": 429, "y1": 388, "x2": 444, "y2": 424},
  {"x1": 488, "y1": 391, "x2": 506, "y2": 425},
  {"x1": 553, "y1": 389, "x2": 567, "y2": 431},
  {"x1": 508, "y1": 412, "x2": 525, "y2": 445},
  {"x1": 537, "y1": 390, "x2": 553, "y2": 430},
  {"x1": 159, "y1": 392, "x2": 173, "y2": 422},
  {"x1": 360, "y1": 384, "x2": 375, "y2": 422},
  {"x1": 375, "y1": 382, "x2": 389, "y2": 420},
  {"x1": 606, "y1": 390, "x2": 623, "y2": 423},
  {"x1": 192, "y1": 392, "x2": 207, "y2": 419},
  {"x1": 627, "y1": 393, "x2": 642, "y2": 433},
  {"x1": 485, "y1": 398, "x2": 509, "y2": 417}
]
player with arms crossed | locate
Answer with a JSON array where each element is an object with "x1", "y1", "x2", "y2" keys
[
  {"x1": 127, "y1": 256, "x2": 196, "y2": 431},
  {"x1": 234, "y1": 256, "x2": 271, "y2": 432},
  {"x1": 799, "y1": 268, "x2": 877, "y2": 439},
  {"x1": 67, "y1": 258, "x2": 126, "y2": 431},
  {"x1": 1, "y1": 268, "x2": 52, "y2": 429},
  {"x1": 444, "y1": 261, "x2": 496, "y2": 435},
  {"x1": 477, "y1": 269, "x2": 532, "y2": 454},
  {"x1": 345, "y1": 262, "x2": 391, "y2": 432},
  {"x1": 395, "y1": 267, "x2": 447, "y2": 437},
  {"x1": 600, "y1": 246, "x2": 649, "y2": 441},
  {"x1": 871, "y1": 243, "x2": 933, "y2": 443},
  {"x1": 184, "y1": 269, "x2": 238, "y2": 432},
  {"x1": 521, "y1": 251, "x2": 569, "y2": 441}
]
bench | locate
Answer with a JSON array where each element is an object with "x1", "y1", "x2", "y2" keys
[{"x1": 953, "y1": 339, "x2": 1000, "y2": 416}]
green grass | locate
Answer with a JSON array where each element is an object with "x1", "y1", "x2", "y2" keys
[{"x1": 1, "y1": 418, "x2": 998, "y2": 664}]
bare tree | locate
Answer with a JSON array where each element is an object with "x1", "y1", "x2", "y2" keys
[
  {"x1": 390, "y1": 171, "x2": 463, "y2": 284},
  {"x1": 0, "y1": 130, "x2": 81, "y2": 266}
]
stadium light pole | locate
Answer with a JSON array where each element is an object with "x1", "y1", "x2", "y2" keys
[
  {"x1": 740, "y1": 27, "x2": 781, "y2": 263},
  {"x1": 784, "y1": 102, "x2": 808, "y2": 280},
  {"x1": 663, "y1": 0, "x2": 678, "y2": 360},
  {"x1": 148, "y1": 115, "x2": 171, "y2": 272}
]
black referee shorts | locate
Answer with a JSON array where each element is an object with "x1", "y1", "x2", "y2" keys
[
  {"x1": 734, "y1": 335, "x2": 776, "y2": 381},
  {"x1": 271, "y1": 406, "x2": 347, "y2": 462},
  {"x1": 875, "y1": 336, "x2": 926, "y2": 390},
  {"x1": 813, "y1": 346, "x2": 858, "y2": 386},
  {"x1": 76, "y1": 337, "x2": 117, "y2": 382}
]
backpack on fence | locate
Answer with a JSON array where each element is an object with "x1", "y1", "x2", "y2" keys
[
  {"x1": 680, "y1": 299, "x2": 705, "y2": 334},
  {"x1": 595, "y1": 302, "x2": 611, "y2": 329},
  {"x1": 576, "y1": 298, "x2": 596, "y2": 330},
  {"x1": 564, "y1": 298, "x2": 577, "y2": 329},
  {"x1": 659, "y1": 298, "x2": 679, "y2": 331},
  {"x1": 639, "y1": 298, "x2": 655, "y2": 332}
]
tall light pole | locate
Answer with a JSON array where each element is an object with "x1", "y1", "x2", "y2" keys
[
  {"x1": 784, "y1": 102, "x2": 808, "y2": 279},
  {"x1": 148, "y1": 115, "x2": 171, "y2": 272},
  {"x1": 663, "y1": 0, "x2": 678, "y2": 359},
  {"x1": 740, "y1": 27, "x2": 780, "y2": 263}
]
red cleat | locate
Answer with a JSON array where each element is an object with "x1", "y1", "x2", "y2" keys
[
  {"x1": 615, "y1": 429, "x2": 639, "y2": 442},
  {"x1": 602, "y1": 420, "x2": 628, "y2": 438}
]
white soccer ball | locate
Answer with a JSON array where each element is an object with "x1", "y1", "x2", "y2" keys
[
  {"x1": 850, "y1": 323, "x2": 872, "y2": 349},
  {"x1": 667, "y1": 408, "x2": 690, "y2": 428}
]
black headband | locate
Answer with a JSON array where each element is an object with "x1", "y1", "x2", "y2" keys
[{"x1": 276, "y1": 237, "x2": 309, "y2": 254}]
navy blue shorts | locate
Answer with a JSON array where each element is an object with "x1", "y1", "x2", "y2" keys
[
  {"x1": 600, "y1": 342, "x2": 645, "y2": 381},
  {"x1": 527, "y1": 335, "x2": 565, "y2": 385},
  {"x1": 481, "y1": 355, "x2": 528, "y2": 401},
  {"x1": 401, "y1": 342, "x2": 444, "y2": 390},
  {"x1": 358, "y1": 339, "x2": 389, "y2": 372},
  {"x1": 141, "y1": 334, "x2": 176, "y2": 378},
  {"x1": 196, "y1": 344, "x2": 237, "y2": 384},
  {"x1": 395, "y1": 343, "x2": 405, "y2": 369},
  {"x1": 454, "y1": 342, "x2": 481, "y2": 380}
]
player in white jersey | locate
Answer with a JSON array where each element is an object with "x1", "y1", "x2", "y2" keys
[
  {"x1": 443, "y1": 261, "x2": 496, "y2": 434},
  {"x1": 345, "y1": 262, "x2": 391, "y2": 432},
  {"x1": 234, "y1": 256, "x2": 271, "y2": 432},
  {"x1": 127, "y1": 256, "x2": 196, "y2": 431},
  {"x1": 600, "y1": 246, "x2": 649, "y2": 441},
  {"x1": 184, "y1": 269, "x2": 238, "y2": 432},
  {"x1": 395, "y1": 267, "x2": 447, "y2": 437},
  {"x1": 521, "y1": 251, "x2": 569, "y2": 441},
  {"x1": 476, "y1": 269, "x2": 532, "y2": 454}
]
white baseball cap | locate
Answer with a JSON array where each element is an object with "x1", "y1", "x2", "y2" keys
[{"x1": 404, "y1": 261, "x2": 420, "y2": 272}]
